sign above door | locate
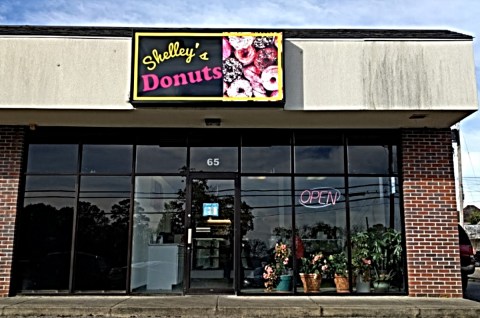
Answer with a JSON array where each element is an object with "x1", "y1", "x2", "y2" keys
[{"x1": 131, "y1": 31, "x2": 284, "y2": 105}]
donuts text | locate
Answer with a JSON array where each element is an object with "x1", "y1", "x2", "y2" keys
[{"x1": 141, "y1": 65, "x2": 222, "y2": 92}]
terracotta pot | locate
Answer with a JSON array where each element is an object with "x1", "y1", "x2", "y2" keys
[
  {"x1": 334, "y1": 274, "x2": 350, "y2": 293},
  {"x1": 299, "y1": 273, "x2": 322, "y2": 293}
]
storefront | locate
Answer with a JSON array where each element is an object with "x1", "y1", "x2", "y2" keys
[{"x1": 0, "y1": 26, "x2": 477, "y2": 297}]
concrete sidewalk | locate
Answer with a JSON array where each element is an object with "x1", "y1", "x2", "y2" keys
[{"x1": 0, "y1": 295, "x2": 479, "y2": 318}]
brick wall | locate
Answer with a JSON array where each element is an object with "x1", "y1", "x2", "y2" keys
[
  {"x1": 402, "y1": 128, "x2": 462, "y2": 297},
  {"x1": 0, "y1": 126, "x2": 25, "y2": 297}
]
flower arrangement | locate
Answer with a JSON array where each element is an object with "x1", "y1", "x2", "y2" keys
[
  {"x1": 263, "y1": 264, "x2": 278, "y2": 291},
  {"x1": 352, "y1": 257, "x2": 372, "y2": 282},
  {"x1": 300, "y1": 252, "x2": 329, "y2": 275},
  {"x1": 273, "y1": 241, "x2": 291, "y2": 275},
  {"x1": 262, "y1": 241, "x2": 291, "y2": 291}
]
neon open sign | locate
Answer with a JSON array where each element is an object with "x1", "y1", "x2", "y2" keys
[{"x1": 299, "y1": 187, "x2": 342, "y2": 209}]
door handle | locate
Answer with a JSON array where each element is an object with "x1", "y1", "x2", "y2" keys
[{"x1": 188, "y1": 228, "x2": 192, "y2": 244}]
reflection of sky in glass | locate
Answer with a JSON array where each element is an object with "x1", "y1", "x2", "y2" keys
[
  {"x1": 348, "y1": 146, "x2": 389, "y2": 174},
  {"x1": 24, "y1": 176, "x2": 76, "y2": 209},
  {"x1": 190, "y1": 147, "x2": 238, "y2": 172},
  {"x1": 81, "y1": 145, "x2": 133, "y2": 174},
  {"x1": 27, "y1": 144, "x2": 78, "y2": 173},
  {"x1": 136, "y1": 146, "x2": 187, "y2": 173},
  {"x1": 242, "y1": 146, "x2": 290, "y2": 173},
  {"x1": 241, "y1": 177, "x2": 291, "y2": 245},
  {"x1": 295, "y1": 146, "x2": 343, "y2": 173},
  {"x1": 348, "y1": 177, "x2": 393, "y2": 232},
  {"x1": 80, "y1": 176, "x2": 131, "y2": 212}
]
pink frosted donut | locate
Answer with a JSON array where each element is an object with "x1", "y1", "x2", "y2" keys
[
  {"x1": 261, "y1": 65, "x2": 278, "y2": 91},
  {"x1": 226, "y1": 79, "x2": 253, "y2": 97},
  {"x1": 251, "y1": 80, "x2": 267, "y2": 97},
  {"x1": 234, "y1": 45, "x2": 256, "y2": 65},
  {"x1": 228, "y1": 36, "x2": 254, "y2": 50},
  {"x1": 243, "y1": 65, "x2": 261, "y2": 81},
  {"x1": 222, "y1": 37, "x2": 232, "y2": 60}
]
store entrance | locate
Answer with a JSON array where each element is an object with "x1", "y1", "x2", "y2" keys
[{"x1": 185, "y1": 173, "x2": 239, "y2": 294}]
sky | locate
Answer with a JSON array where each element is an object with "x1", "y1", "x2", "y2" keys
[{"x1": 1, "y1": 0, "x2": 480, "y2": 206}]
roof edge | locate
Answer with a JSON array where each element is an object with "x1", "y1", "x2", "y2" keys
[{"x1": 0, "y1": 25, "x2": 473, "y2": 40}]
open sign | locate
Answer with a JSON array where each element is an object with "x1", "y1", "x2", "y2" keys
[{"x1": 299, "y1": 187, "x2": 342, "y2": 209}]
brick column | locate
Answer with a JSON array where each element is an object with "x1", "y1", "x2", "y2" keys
[
  {"x1": 402, "y1": 128, "x2": 462, "y2": 297},
  {"x1": 0, "y1": 126, "x2": 25, "y2": 297}
]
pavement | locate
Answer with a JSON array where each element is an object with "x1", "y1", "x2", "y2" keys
[
  {"x1": 1, "y1": 269, "x2": 479, "y2": 318},
  {"x1": 0, "y1": 295, "x2": 479, "y2": 318}
]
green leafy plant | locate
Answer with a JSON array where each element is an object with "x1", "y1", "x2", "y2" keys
[
  {"x1": 328, "y1": 252, "x2": 348, "y2": 277},
  {"x1": 351, "y1": 226, "x2": 402, "y2": 282}
]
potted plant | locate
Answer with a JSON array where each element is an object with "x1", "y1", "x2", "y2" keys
[
  {"x1": 263, "y1": 241, "x2": 292, "y2": 292},
  {"x1": 368, "y1": 226, "x2": 403, "y2": 292},
  {"x1": 328, "y1": 252, "x2": 350, "y2": 293},
  {"x1": 351, "y1": 226, "x2": 403, "y2": 293},
  {"x1": 273, "y1": 241, "x2": 292, "y2": 291},
  {"x1": 299, "y1": 252, "x2": 329, "y2": 292},
  {"x1": 262, "y1": 264, "x2": 278, "y2": 292},
  {"x1": 351, "y1": 231, "x2": 373, "y2": 293}
]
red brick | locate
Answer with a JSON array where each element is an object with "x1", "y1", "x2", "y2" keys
[
  {"x1": 402, "y1": 129, "x2": 462, "y2": 298},
  {"x1": 0, "y1": 126, "x2": 25, "y2": 297}
]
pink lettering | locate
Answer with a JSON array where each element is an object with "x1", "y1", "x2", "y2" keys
[
  {"x1": 160, "y1": 76, "x2": 173, "y2": 88},
  {"x1": 299, "y1": 187, "x2": 342, "y2": 209},
  {"x1": 141, "y1": 74, "x2": 159, "y2": 92}
]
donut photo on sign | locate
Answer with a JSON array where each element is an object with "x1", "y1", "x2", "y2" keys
[{"x1": 222, "y1": 33, "x2": 282, "y2": 101}]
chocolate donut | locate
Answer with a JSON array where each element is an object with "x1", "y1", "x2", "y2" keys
[
  {"x1": 223, "y1": 57, "x2": 243, "y2": 83},
  {"x1": 254, "y1": 47, "x2": 277, "y2": 71}
]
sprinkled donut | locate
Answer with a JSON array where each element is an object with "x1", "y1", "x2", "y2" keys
[
  {"x1": 254, "y1": 47, "x2": 277, "y2": 71},
  {"x1": 261, "y1": 65, "x2": 278, "y2": 91},
  {"x1": 226, "y1": 79, "x2": 253, "y2": 97},
  {"x1": 253, "y1": 36, "x2": 275, "y2": 49},
  {"x1": 223, "y1": 57, "x2": 243, "y2": 83}
]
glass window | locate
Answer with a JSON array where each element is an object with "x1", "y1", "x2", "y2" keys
[
  {"x1": 242, "y1": 133, "x2": 290, "y2": 173},
  {"x1": 348, "y1": 145, "x2": 389, "y2": 174},
  {"x1": 295, "y1": 176, "x2": 346, "y2": 294},
  {"x1": 295, "y1": 146, "x2": 344, "y2": 174},
  {"x1": 190, "y1": 147, "x2": 238, "y2": 172},
  {"x1": 349, "y1": 177, "x2": 404, "y2": 293},
  {"x1": 75, "y1": 176, "x2": 131, "y2": 291},
  {"x1": 240, "y1": 176, "x2": 292, "y2": 293},
  {"x1": 81, "y1": 145, "x2": 133, "y2": 174},
  {"x1": 295, "y1": 132, "x2": 343, "y2": 174},
  {"x1": 14, "y1": 176, "x2": 76, "y2": 291},
  {"x1": 136, "y1": 146, "x2": 187, "y2": 173},
  {"x1": 131, "y1": 176, "x2": 185, "y2": 293},
  {"x1": 27, "y1": 144, "x2": 78, "y2": 173}
]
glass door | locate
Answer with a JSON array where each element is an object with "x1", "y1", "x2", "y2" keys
[{"x1": 186, "y1": 173, "x2": 238, "y2": 293}]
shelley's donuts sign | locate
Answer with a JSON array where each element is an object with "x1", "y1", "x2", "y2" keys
[{"x1": 131, "y1": 31, "x2": 283, "y2": 103}]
